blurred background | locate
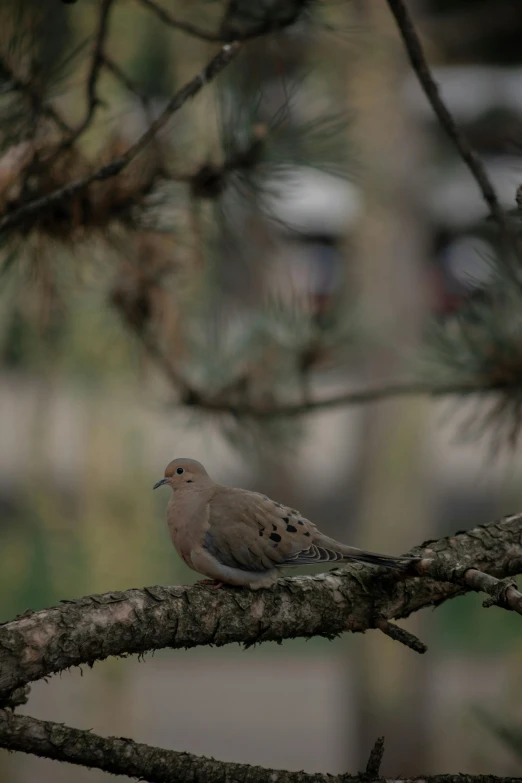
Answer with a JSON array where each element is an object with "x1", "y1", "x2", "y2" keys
[{"x1": 1, "y1": 0, "x2": 522, "y2": 780}]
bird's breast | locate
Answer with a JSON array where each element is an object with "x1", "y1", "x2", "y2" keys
[
  {"x1": 166, "y1": 495, "x2": 210, "y2": 570},
  {"x1": 168, "y1": 523, "x2": 194, "y2": 567}
]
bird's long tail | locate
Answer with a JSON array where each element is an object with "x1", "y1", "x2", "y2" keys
[
  {"x1": 345, "y1": 550, "x2": 420, "y2": 571},
  {"x1": 316, "y1": 535, "x2": 421, "y2": 571}
]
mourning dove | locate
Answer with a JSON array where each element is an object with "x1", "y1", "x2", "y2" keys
[{"x1": 154, "y1": 458, "x2": 420, "y2": 589}]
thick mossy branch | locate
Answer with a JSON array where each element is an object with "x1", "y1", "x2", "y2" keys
[{"x1": 1, "y1": 514, "x2": 522, "y2": 699}]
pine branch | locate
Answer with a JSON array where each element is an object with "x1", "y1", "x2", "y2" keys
[
  {"x1": 2, "y1": 513, "x2": 522, "y2": 699},
  {"x1": 385, "y1": 0, "x2": 521, "y2": 265},
  {"x1": 0, "y1": 42, "x2": 241, "y2": 235}
]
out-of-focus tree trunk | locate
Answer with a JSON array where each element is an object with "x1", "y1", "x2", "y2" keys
[{"x1": 343, "y1": 0, "x2": 433, "y2": 774}]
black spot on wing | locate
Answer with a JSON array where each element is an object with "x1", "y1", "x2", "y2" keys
[
  {"x1": 269, "y1": 532, "x2": 281, "y2": 543},
  {"x1": 286, "y1": 525, "x2": 297, "y2": 533}
]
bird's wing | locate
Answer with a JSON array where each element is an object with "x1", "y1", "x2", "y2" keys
[{"x1": 205, "y1": 487, "x2": 343, "y2": 572}]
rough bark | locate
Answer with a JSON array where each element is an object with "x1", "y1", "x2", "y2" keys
[
  {"x1": 0, "y1": 710, "x2": 521, "y2": 783},
  {"x1": 1, "y1": 514, "x2": 522, "y2": 700}
]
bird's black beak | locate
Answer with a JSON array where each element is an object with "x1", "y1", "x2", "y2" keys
[{"x1": 153, "y1": 477, "x2": 169, "y2": 490}]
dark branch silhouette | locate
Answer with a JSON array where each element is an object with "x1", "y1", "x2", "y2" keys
[
  {"x1": 385, "y1": 0, "x2": 520, "y2": 265},
  {"x1": 1, "y1": 711, "x2": 520, "y2": 783}
]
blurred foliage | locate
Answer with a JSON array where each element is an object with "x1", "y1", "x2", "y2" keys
[{"x1": 0, "y1": 0, "x2": 362, "y2": 449}]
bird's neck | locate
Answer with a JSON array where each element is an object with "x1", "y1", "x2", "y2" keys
[{"x1": 167, "y1": 483, "x2": 214, "y2": 528}]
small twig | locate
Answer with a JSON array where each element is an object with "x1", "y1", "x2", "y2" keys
[
  {"x1": 374, "y1": 618, "x2": 427, "y2": 654},
  {"x1": 386, "y1": 0, "x2": 520, "y2": 265},
  {"x1": 0, "y1": 43, "x2": 241, "y2": 235},
  {"x1": 65, "y1": 0, "x2": 116, "y2": 146},
  {"x1": 135, "y1": 0, "x2": 222, "y2": 42},
  {"x1": 364, "y1": 736, "x2": 385, "y2": 779},
  {"x1": 463, "y1": 569, "x2": 522, "y2": 615}
]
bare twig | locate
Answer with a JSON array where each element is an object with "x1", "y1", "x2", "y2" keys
[
  {"x1": 135, "y1": 0, "x2": 222, "y2": 42},
  {"x1": 386, "y1": 0, "x2": 520, "y2": 264},
  {"x1": 364, "y1": 736, "x2": 385, "y2": 779},
  {"x1": 0, "y1": 43, "x2": 241, "y2": 235},
  {"x1": 463, "y1": 569, "x2": 522, "y2": 614},
  {"x1": 64, "y1": 0, "x2": 116, "y2": 146},
  {"x1": 374, "y1": 618, "x2": 427, "y2": 654}
]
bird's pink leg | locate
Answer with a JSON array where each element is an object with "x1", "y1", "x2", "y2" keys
[{"x1": 197, "y1": 579, "x2": 224, "y2": 589}]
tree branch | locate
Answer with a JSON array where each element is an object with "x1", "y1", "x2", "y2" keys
[
  {"x1": 385, "y1": 0, "x2": 521, "y2": 264},
  {"x1": 1, "y1": 711, "x2": 520, "y2": 783},
  {"x1": 1, "y1": 513, "x2": 522, "y2": 699},
  {"x1": 0, "y1": 42, "x2": 241, "y2": 236}
]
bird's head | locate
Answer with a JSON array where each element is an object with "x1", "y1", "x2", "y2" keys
[{"x1": 153, "y1": 458, "x2": 209, "y2": 491}]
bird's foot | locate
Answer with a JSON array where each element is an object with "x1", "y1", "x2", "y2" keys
[{"x1": 197, "y1": 579, "x2": 224, "y2": 590}]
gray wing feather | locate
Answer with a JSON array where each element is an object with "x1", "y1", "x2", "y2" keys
[{"x1": 278, "y1": 544, "x2": 345, "y2": 567}]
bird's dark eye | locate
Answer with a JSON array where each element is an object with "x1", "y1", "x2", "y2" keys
[{"x1": 176, "y1": 467, "x2": 184, "y2": 475}]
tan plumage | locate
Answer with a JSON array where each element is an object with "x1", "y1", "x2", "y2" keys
[{"x1": 153, "y1": 458, "x2": 420, "y2": 589}]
